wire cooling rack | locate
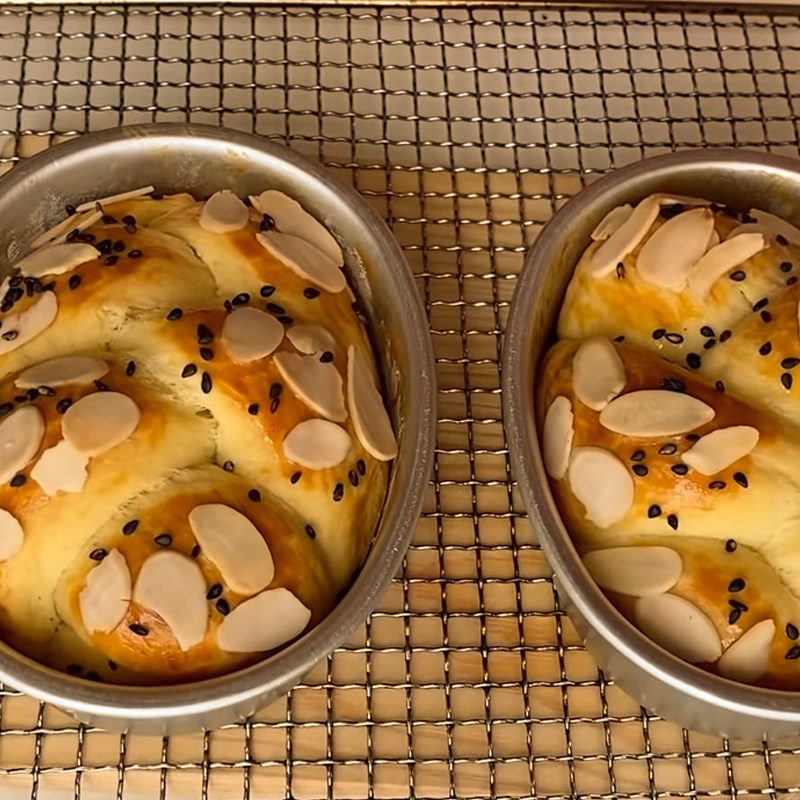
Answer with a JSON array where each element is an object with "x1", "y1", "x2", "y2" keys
[{"x1": 0, "y1": 3, "x2": 798, "y2": 798}]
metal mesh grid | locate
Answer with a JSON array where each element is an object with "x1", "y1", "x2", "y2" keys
[{"x1": 0, "y1": 3, "x2": 797, "y2": 798}]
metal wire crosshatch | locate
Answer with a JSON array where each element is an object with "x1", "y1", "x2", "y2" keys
[{"x1": 0, "y1": 4, "x2": 798, "y2": 798}]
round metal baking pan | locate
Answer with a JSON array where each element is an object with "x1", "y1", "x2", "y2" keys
[
  {"x1": 503, "y1": 148, "x2": 800, "y2": 739},
  {"x1": 0, "y1": 123, "x2": 436, "y2": 734}
]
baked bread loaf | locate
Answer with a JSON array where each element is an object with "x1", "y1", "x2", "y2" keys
[
  {"x1": 0, "y1": 184, "x2": 396, "y2": 684},
  {"x1": 539, "y1": 195, "x2": 800, "y2": 688}
]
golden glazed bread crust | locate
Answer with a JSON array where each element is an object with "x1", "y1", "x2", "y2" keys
[{"x1": 0, "y1": 188, "x2": 394, "y2": 684}]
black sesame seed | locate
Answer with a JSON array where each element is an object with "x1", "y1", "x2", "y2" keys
[
  {"x1": 782, "y1": 358, "x2": 800, "y2": 369},
  {"x1": 777, "y1": 234, "x2": 789, "y2": 246},
  {"x1": 728, "y1": 577, "x2": 746, "y2": 592},
  {"x1": 1, "y1": 330, "x2": 18, "y2": 341},
  {"x1": 266, "y1": 302, "x2": 285, "y2": 315},
  {"x1": 305, "y1": 524, "x2": 317, "y2": 540},
  {"x1": 730, "y1": 270, "x2": 746, "y2": 282},
  {"x1": 121, "y1": 214, "x2": 136, "y2": 226},
  {"x1": 154, "y1": 533, "x2": 172, "y2": 547},
  {"x1": 660, "y1": 378, "x2": 686, "y2": 393},
  {"x1": 94, "y1": 379, "x2": 109, "y2": 392},
  {"x1": 632, "y1": 464, "x2": 648, "y2": 477},
  {"x1": 222, "y1": 460, "x2": 235, "y2": 472},
  {"x1": 206, "y1": 583, "x2": 223, "y2": 600},
  {"x1": 789, "y1": 277, "x2": 799, "y2": 286},
  {"x1": 664, "y1": 332, "x2": 684, "y2": 345},
  {"x1": 320, "y1": 350, "x2": 334, "y2": 363},
  {"x1": 357, "y1": 459, "x2": 366, "y2": 476},
  {"x1": 1, "y1": 301, "x2": 13, "y2": 313},
  {"x1": 278, "y1": 315, "x2": 294, "y2": 325},
  {"x1": 290, "y1": 471, "x2": 301, "y2": 484},
  {"x1": 0, "y1": 403, "x2": 12, "y2": 417},
  {"x1": 787, "y1": 646, "x2": 800, "y2": 660},
  {"x1": 215, "y1": 598, "x2": 230, "y2": 616},
  {"x1": 788, "y1": 623, "x2": 800, "y2": 640},
  {"x1": 182, "y1": 363, "x2": 197, "y2": 378},
  {"x1": 260, "y1": 284, "x2": 276, "y2": 298},
  {"x1": 657, "y1": 444, "x2": 677, "y2": 456},
  {"x1": 128, "y1": 249, "x2": 142, "y2": 259},
  {"x1": 703, "y1": 338, "x2": 717, "y2": 350},
  {"x1": 26, "y1": 388, "x2": 39, "y2": 401},
  {"x1": 720, "y1": 330, "x2": 732, "y2": 343},
  {"x1": 167, "y1": 308, "x2": 183, "y2": 321},
  {"x1": 729, "y1": 599, "x2": 748, "y2": 612},
  {"x1": 753, "y1": 297, "x2": 769, "y2": 312},
  {"x1": 728, "y1": 608, "x2": 742, "y2": 625},
  {"x1": 66, "y1": 663, "x2": 82, "y2": 675},
  {"x1": 671, "y1": 463, "x2": 689, "y2": 476},
  {"x1": 102, "y1": 214, "x2": 117, "y2": 224},
  {"x1": 125, "y1": 360, "x2": 136, "y2": 376},
  {"x1": 197, "y1": 324, "x2": 214, "y2": 344},
  {"x1": 667, "y1": 514, "x2": 678, "y2": 530},
  {"x1": 56, "y1": 398, "x2": 72, "y2": 414},
  {"x1": 65, "y1": 203, "x2": 76, "y2": 215},
  {"x1": 191, "y1": 544, "x2": 201, "y2": 558},
  {"x1": 122, "y1": 519, "x2": 139, "y2": 535},
  {"x1": 247, "y1": 403, "x2": 259, "y2": 415},
  {"x1": 9, "y1": 474, "x2": 25, "y2": 487},
  {"x1": 269, "y1": 382, "x2": 283, "y2": 399},
  {"x1": 201, "y1": 372, "x2": 212, "y2": 394},
  {"x1": 223, "y1": 299, "x2": 232, "y2": 313},
  {"x1": 108, "y1": 660, "x2": 118, "y2": 671},
  {"x1": 270, "y1": 397, "x2": 280, "y2": 413},
  {"x1": 648, "y1": 505, "x2": 662, "y2": 518},
  {"x1": 97, "y1": 239, "x2": 112, "y2": 255},
  {"x1": 248, "y1": 488, "x2": 261, "y2": 502},
  {"x1": 88, "y1": 671, "x2": 103, "y2": 682},
  {"x1": 725, "y1": 538, "x2": 737, "y2": 552},
  {"x1": 700, "y1": 325, "x2": 715, "y2": 338},
  {"x1": 232, "y1": 292, "x2": 250, "y2": 306},
  {"x1": 128, "y1": 623, "x2": 149, "y2": 636},
  {"x1": 304, "y1": 287, "x2": 321, "y2": 299},
  {"x1": 715, "y1": 380, "x2": 725, "y2": 393},
  {"x1": 103, "y1": 255, "x2": 119, "y2": 267},
  {"x1": 199, "y1": 347, "x2": 214, "y2": 361},
  {"x1": 615, "y1": 262, "x2": 625, "y2": 279},
  {"x1": 759, "y1": 341, "x2": 772, "y2": 356},
  {"x1": 333, "y1": 483, "x2": 344, "y2": 502},
  {"x1": 613, "y1": 335, "x2": 625, "y2": 342},
  {"x1": 709, "y1": 480, "x2": 727, "y2": 490},
  {"x1": 782, "y1": 372, "x2": 794, "y2": 390},
  {"x1": 89, "y1": 548, "x2": 107, "y2": 561},
  {"x1": 781, "y1": 261, "x2": 793, "y2": 273},
  {"x1": 259, "y1": 213, "x2": 276, "y2": 232},
  {"x1": 652, "y1": 328, "x2": 666, "y2": 340},
  {"x1": 8, "y1": 276, "x2": 21, "y2": 287},
  {"x1": 631, "y1": 449, "x2": 645, "y2": 462},
  {"x1": 733, "y1": 471, "x2": 749, "y2": 488},
  {"x1": 348, "y1": 469, "x2": 359, "y2": 487},
  {"x1": 68, "y1": 274, "x2": 81, "y2": 290},
  {"x1": 686, "y1": 353, "x2": 701, "y2": 370},
  {"x1": 113, "y1": 240, "x2": 125, "y2": 253}
]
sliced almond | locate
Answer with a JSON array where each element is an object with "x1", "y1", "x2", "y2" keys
[
  {"x1": 13, "y1": 242, "x2": 99, "y2": 279},
  {"x1": 750, "y1": 208, "x2": 800, "y2": 246},
  {"x1": 31, "y1": 439, "x2": 89, "y2": 495},
  {"x1": 283, "y1": 419, "x2": 352, "y2": 469},
  {"x1": 221, "y1": 307, "x2": 283, "y2": 363},
  {"x1": 48, "y1": 210, "x2": 103, "y2": 247},
  {"x1": 0, "y1": 509, "x2": 23, "y2": 561},
  {"x1": 542, "y1": 396, "x2": 573, "y2": 479},
  {"x1": 706, "y1": 227, "x2": 720, "y2": 251},
  {"x1": 30, "y1": 212, "x2": 84, "y2": 250},
  {"x1": 188, "y1": 504, "x2": 274, "y2": 596},
  {"x1": 79, "y1": 549, "x2": 131, "y2": 634},
  {"x1": 687, "y1": 233, "x2": 767, "y2": 301},
  {"x1": 726, "y1": 223, "x2": 764, "y2": 240},
  {"x1": 590, "y1": 204, "x2": 633, "y2": 242},
  {"x1": 0, "y1": 406, "x2": 45, "y2": 484},
  {"x1": 15, "y1": 355, "x2": 108, "y2": 389},
  {"x1": 274, "y1": 351, "x2": 347, "y2": 423},
  {"x1": 133, "y1": 551, "x2": 208, "y2": 651},
  {"x1": 652, "y1": 193, "x2": 712, "y2": 207},
  {"x1": 589, "y1": 195, "x2": 660, "y2": 277},
  {"x1": 250, "y1": 189, "x2": 343, "y2": 265},
  {"x1": 199, "y1": 190, "x2": 249, "y2": 234},
  {"x1": 717, "y1": 619, "x2": 775, "y2": 684},
  {"x1": 346, "y1": 345, "x2": 396, "y2": 461},
  {"x1": 286, "y1": 323, "x2": 337, "y2": 355},
  {"x1": 0, "y1": 291, "x2": 58, "y2": 356},
  {"x1": 583, "y1": 546, "x2": 682, "y2": 597},
  {"x1": 567, "y1": 447, "x2": 634, "y2": 528},
  {"x1": 571, "y1": 337, "x2": 625, "y2": 411},
  {"x1": 216, "y1": 587, "x2": 311, "y2": 653},
  {"x1": 62, "y1": 391, "x2": 140, "y2": 456},
  {"x1": 635, "y1": 594, "x2": 722, "y2": 663},
  {"x1": 682, "y1": 425, "x2": 759, "y2": 476},
  {"x1": 256, "y1": 231, "x2": 346, "y2": 294},
  {"x1": 636, "y1": 208, "x2": 714, "y2": 290},
  {"x1": 75, "y1": 186, "x2": 154, "y2": 213},
  {"x1": 599, "y1": 390, "x2": 714, "y2": 437}
]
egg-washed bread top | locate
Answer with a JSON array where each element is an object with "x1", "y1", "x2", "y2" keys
[
  {"x1": 0, "y1": 185, "x2": 397, "y2": 685},
  {"x1": 539, "y1": 195, "x2": 800, "y2": 688}
]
